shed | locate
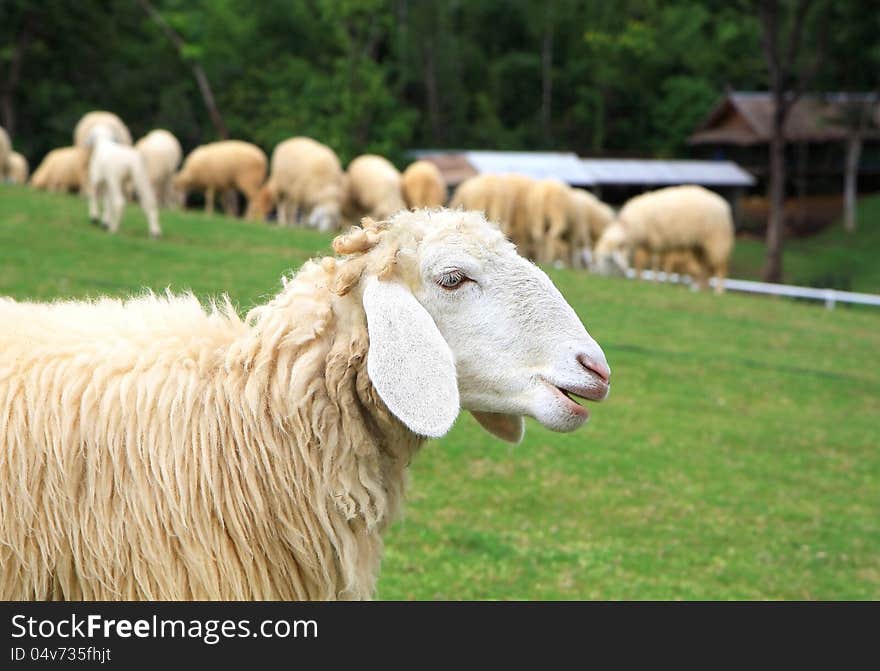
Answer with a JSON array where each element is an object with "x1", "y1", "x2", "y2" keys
[{"x1": 688, "y1": 91, "x2": 880, "y2": 195}]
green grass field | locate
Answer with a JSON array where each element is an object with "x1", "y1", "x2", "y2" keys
[{"x1": 1, "y1": 185, "x2": 878, "y2": 599}]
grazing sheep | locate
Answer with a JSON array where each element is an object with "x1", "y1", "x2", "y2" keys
[
  {"x1": 135, "y1": 129, "x2": 183, "y2": 208},
  {"x1": 73, "y1": 111, "x2": 132, "y2": 197},
  {"x1": 0, "y1": 208, "x2": 611, "y2": 601},
  {"x1": 174, "y1": 140, "x2": 268, "y2": 220},
  {"x1": 87, "y1": 126, "x2": 161, "y2": 238},
  {"x1": 569, "y1": 189, "x2": 614, "y2": 268},
  {"x1": 256, "y1": 137, "x2": 345, "y2": 230},
  {"x1": 29, "y1": 147, "x2": 84, "y2": 193},
  {"x1": 0, "y1": 126, "x2": 10, "y2": 178},
  {"x1": 344, "y1": 154, "x2": 406, "y2": 222},
  {"x1": 593, "y1": 185, "x2": 734, "y2": 293},
  {"x1": 571, "y1": 189, "x2": 613, "y2": 246},
  {"x1": 523, "y1": 178, "x2": 579, "y2": 266},
  {"x1": 450, "y1": 173, "x2": 535, "y2": 254},
  {"x1": 401, "y1": 160, "x2": 447, "y2": 208},
  {"x1": 6, "y1": 152, "x2": 28, "y2": 184},
  {"x1": 450, "y1": 174, "x2": 505, "y2": 224}
]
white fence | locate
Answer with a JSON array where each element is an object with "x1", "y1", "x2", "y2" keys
[{"x1": 623, "y1": 269, "x2": 880, "y2": 310}]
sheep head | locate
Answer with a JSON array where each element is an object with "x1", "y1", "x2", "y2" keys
[
  {"x1": 332, "y1": 208, "x2": 610, "y2": 444},
  {"x1": 308, "y1": 200, "x2": 342, "y2": 232},
  {"x1": 592, "y1": 221, "x2": 630, "y2": 276}
]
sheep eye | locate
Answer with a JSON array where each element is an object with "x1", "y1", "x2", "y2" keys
[{"x1": 436, "y1": 271, "x2": 468, "y2": 290}]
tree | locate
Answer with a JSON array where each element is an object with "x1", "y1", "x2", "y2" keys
[
  {"x1": 757, "y1": 0, "x2": 828, "y2": 283},
  {"x1": 0, "y1": 3, "x2": 35, "y2": 139},
  {"x1": 137, "y1": 0, "x2": 228, "y2": 140},
  {"x1": 838, "y1": 92, "x2": 879, "y2": 233}
]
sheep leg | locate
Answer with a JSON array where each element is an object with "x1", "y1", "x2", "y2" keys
[
  {"x1": 156, "y1": 176, "x2": 168, "y2": 209},
  {"x1": 88, "y1": 180, "x2": 102, "y2": 223},
  {"x1": 101, "y1": 184, "x2": 114, "y2": 228},
  {"x1": 633, "y1": 248, "x2": 647, "y2": 277},
  {"x1": 650, "y1": 253, "x2": 662, "y2": 281},
  {"x1": 106, "y1": 181, "x2": 125, "y2": 234},
  {"x1": 571, "y1": 245, "x2": 584, "y2": 269},
  {"x1": 712, "y1": 260, "x2": 727, "y2": 295},
  {"x1": 222, "y1": 189, "x2": 238, "y2": 217},
  {"x1": 244, "y1": 191, "x2": 264, "y2": 221},
  {"x1": 205, "y1": 187, "x2": 215, "y2": 215},
  {"x1": 145, "y1": 206, "x2": 162, "y2": 239},
  {"x1": 235, "y1": 170, "x2": 263, "y2": 221}
]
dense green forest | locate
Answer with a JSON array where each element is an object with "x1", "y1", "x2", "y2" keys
[{"x1": 1, "y1": 0, "x2": 877, "y2": 165}]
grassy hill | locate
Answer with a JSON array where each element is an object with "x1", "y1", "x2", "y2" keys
[{"x1": 1, "y1": 185, "x2": 878, "y2": 599}]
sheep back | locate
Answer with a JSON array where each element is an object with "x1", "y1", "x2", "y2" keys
[
  {"x1": 618, "y1": 185, "x2": 734, "y2": 268},
  {"x1": 345, "y1": 154, "x2": 405, "y2": 220},
  {"x1": 401, "y1": 160, "x2": 447, "y2": 208},
  {"x1": 8, "y1": 152, "x2": 29, "y2": 184},
  {"x1": 29, "y1": 147, "x2": 84, "y2": 192}
]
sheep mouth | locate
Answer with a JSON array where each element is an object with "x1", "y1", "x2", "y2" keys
[
  {"x1": 555, "y1": 386, "x2": 590, "y2": 417},
  {"x1": 543, "y1": 379, "x2": 609, "y2": 417}
]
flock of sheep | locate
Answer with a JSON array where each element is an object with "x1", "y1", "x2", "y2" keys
[
  {"x1": 0, "y1": 107, "x2": 741, "y2": 602},
  {"x1": 2, "y1": 110, "x2": 734, "y2": 291}
]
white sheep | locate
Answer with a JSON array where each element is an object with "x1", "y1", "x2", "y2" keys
[
  {"x1": 0, "y1": 208, "x2": 611, "y2": 600},
  {"x1": 344, "y1": 154, "x2": 406, "y2": 222},
  {"x1": 6, "y1": 152, "x2": 29, "y2": 184},
  {"x1": 87, "y1": 126, "x2": 161, "y2": 238},
  {"x1": 73, "y1": 111, "x2": 132, "y2": 197},
  {"x1": 256, "y1": 136, "x2": 346, "y2": 230},
  {"x1": 174, "y1": 140, "x2": 268, "y2": 220},
  {"x1": 593, "y1": 185, "x2": 734, "y2": 293},
  {"x1": 135, "y1": 129, "x2": 183, "y2": 208}
]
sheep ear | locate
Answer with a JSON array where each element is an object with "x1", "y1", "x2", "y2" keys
[
  {"x1": 363, "y1": 276, "x2": 460, "y2": 438},
  {"x1": 470, "y1": 411, "x2": 524, "y2": 444}
]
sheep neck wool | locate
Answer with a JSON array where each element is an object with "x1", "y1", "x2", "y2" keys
[{"x1": 0, "y1": 247, "x2": 423, "y2": 600}]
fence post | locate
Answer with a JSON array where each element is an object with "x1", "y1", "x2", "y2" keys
[{"x1": 824, "y1": 289, "x2": 836, "y2": 310}]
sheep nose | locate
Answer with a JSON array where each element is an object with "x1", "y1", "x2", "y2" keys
[{"x1": 577, "y1": 353, "x2": 611, "y2": 384}]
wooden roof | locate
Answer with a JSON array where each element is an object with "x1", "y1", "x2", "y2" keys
[{"x1": 689, "y1": 92, "x2": 880, "y2": 146}]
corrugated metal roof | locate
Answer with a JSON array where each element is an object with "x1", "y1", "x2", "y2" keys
[
  {"x1": 411, "y1": 150, "x2": 595, "y2": 185},
  {"x1": 411, "y1": 150, "x2": 755, "y2": 187},
  {"x1": 579, "y1": 159, "x2": 755, "y2": 187},
  {"x1": 463, "y1": 151, "x2": 596, "y2": 185}
]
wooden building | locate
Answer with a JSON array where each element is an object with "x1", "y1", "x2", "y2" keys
[{"x1": 688, "y1": 91, "x2": 880, "y2": 196}]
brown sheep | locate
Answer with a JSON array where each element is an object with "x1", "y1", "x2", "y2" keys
[
  {"x1": 401, "y1": 160, "x2": 447, "y2": 208},
  {"x1": 174, "y1": 141, "x2": 268, "y2": 220},
  {"x1": 30, "y1": 147, "x2": 85, "y2": 193}
]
